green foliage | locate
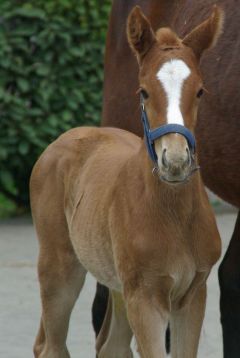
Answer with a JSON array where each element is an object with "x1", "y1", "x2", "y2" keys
[
  {"x1": 0, "y1": 0, "x2": 111, "y2": 208},
  {"x1": 0, "y1": 193, "x2": 17, "y2": 218}
]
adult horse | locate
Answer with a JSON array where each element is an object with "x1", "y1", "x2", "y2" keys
[
  {"x1": 31, "y1": 6, "x2": 222, "y2": 357},
  {"x1": 93, "y1": 1, "x2": 240, "y2": 357}
]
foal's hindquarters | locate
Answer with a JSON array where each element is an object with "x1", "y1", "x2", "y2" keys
[{"x1": 31, "y1": 126, "x2": 221, "y2": 358}]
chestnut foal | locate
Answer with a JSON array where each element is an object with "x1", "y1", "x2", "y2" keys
[{"x1": 31, "y1": 6, "x2": 222, "y2": 358}]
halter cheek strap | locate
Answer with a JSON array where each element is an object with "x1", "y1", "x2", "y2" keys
[{"x1": 140, "y1": 95, "x2": 196, "y2": 163}]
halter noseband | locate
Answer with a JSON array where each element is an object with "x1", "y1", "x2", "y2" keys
[{"x1": 140, "y1": 94, "x2": 196, "y2": 164}]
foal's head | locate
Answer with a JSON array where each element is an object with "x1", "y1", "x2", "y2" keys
[{"x1": 127, "y1": 6, "x2": 223, "y2": 184}]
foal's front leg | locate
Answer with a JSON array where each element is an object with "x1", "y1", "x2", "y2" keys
[
  {"x1": 170, "y1": 284, "x2": 207, "y2": 358},
  {"x1": 125, "y1": 291, "x2": 170, "y2": 358}
]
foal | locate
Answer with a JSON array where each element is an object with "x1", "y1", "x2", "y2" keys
[{"x1": 31, "y1": 6, "x2": 223, "y2": 358}]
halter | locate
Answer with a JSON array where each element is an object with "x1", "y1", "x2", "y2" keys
[{"x1": 140, "y1": 94, "x2": 196, "y2": 164}]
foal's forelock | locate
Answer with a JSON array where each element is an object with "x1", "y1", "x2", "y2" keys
[{"x1": 157, "y1": 59, "x2": 191, "y2": 126}]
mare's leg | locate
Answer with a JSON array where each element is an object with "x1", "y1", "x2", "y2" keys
[
  {"x1": 97, "y1": 291, "x2": 133, "y2": 358},
  {"x1": 33, "y1": 225, "x2": 86, "y2": 358},
  {"x1": 170, "y1": 284, "x2": 206, "y2": 358},
  {"x1": 92, "y1": 283, "x2": 109, "y2": 337},
  {"x1": 126, "y1": 291, "x2": 169, "y2": 358},
  {"x1": 218, "y1": 210, "x2": 240, "y2": 358}
]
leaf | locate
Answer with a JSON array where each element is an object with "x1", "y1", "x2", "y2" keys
[
  {"x1": 62, "y1": 110, "x2": 73, "y2": 122},
  {"x1": 28, "y1": 108, "x2": 43, "y2": 117},
  {"x1": 0, "y1": 170, "x2": 15, "y2": 190},
  {"x1": 48, "y1": 115, "x2": 58, "y2": 127},
  {"x1": 0, "y1": 147, "x2": 8, "y2": 160},
  {"x1": 17, "y1": 78, "x2": 30, "y2": 93},
  {"x1": 18, "y1": 141, "x2": 30, "y2": 155},
  {"x1": 69, "y1": 47, "x2": 85, "y2": 57},
  {"x1": 5, "y1": 7, "x2": 46, "y2": 20},
  {"x1": 35, "y1": 64, "x2": 51, "y2": 76},
  {"x1": 0, "y1": 58, "x2": 11, "y2": 68}
]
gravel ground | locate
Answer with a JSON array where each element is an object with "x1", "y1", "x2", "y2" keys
[{"x1": 0, "y1": 211, "x2": 237, "y2": 358}]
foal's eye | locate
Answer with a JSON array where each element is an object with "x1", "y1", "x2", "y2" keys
[
  {"x1": 197, "y1": 88, "x2": 204, "y2": 98},
  {"x1": 140, "y1": 89, "x2": 149, "y2": 100}
]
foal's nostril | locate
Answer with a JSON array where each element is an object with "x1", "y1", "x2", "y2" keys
[
  {"x1": 162, "y1": 148, "x2": 169, "y2": 168},
  {"x1": 185, "y1": 147, "x2": 191, "y2": 167}
]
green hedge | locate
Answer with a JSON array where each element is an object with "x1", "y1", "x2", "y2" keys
[{"x1": 0, "y1": 0, "x2": 111, "y2": 207}]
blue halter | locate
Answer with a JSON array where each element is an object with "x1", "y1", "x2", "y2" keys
[{"x1": 140, "y1": 95, "x2": 196, "y2": 164}]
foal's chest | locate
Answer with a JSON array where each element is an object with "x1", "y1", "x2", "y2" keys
[
  {"x1": 168, "y1": 248, "x2": 197, "y2": 301},
  {"x1": 120, "y1": 224, "x2": 200, "y2": 304}
]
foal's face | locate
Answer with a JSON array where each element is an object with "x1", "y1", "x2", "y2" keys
[
  {"x1": 127, "y1": 5, "x2": 223, "y2": 183},
  {"x1": 139, "y1": 42, "x2": 202, "y2": 183}
]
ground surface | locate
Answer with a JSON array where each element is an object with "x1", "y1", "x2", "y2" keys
[{"x1": 0, "y1": 211, "x2": 237, "y2": 358}]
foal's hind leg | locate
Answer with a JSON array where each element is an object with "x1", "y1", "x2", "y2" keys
[
  {"x1": 33, "y1": 226, "x2": 86, "y2": 357},
  {"x1": 97, "y1": 291, "x2": 133, "y2": 358},
  {"x1": 34, "y1": 319, "x2": 45, "y2": 357}
]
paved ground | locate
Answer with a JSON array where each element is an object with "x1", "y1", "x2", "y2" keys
[{"x1": 0, "y1": 211, "x2": 237, "y2": 358}]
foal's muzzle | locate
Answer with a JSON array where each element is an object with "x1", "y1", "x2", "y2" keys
[
  {"x1": 140, "y1": 95, "x2": 199, "y2": 183},
  {"x1": 156, "y1": 136, "x2": 199, "y2": 184}
]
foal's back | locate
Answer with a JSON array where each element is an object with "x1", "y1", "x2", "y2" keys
[
  {"x1": 31, "y1": 126, "x2": 140, "y2": 201},
  {"x1": 31, "y1": 126, "x2": 141, "y2": 216},
  {"x1": 31, "y1": 129, "x2": 138, "y2": 241}
]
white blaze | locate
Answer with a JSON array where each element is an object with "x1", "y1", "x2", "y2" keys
[{"x1": 157, "y1": 59, "x2": 190, "y2": 125}]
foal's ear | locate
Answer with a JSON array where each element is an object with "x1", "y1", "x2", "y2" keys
[
  {"x1": 182, "y1": 5, "x2": 224, "y2": 60},
  {"x1": 127, "y1": 6, "x2": 156, "y2": 62}
]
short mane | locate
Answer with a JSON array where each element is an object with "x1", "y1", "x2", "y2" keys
[{"x1": 156, "y1": 28, "x2": 182, "y2": 49}]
